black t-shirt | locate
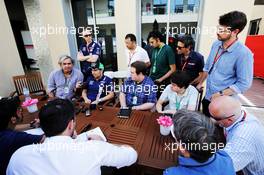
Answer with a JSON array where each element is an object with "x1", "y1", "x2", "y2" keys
[
  {"x1": 176, "y1": 51, "x2": 204, "y2": 83},
  {"x1": 0, "y1": 129, "x2": 42, "y2": 175}
]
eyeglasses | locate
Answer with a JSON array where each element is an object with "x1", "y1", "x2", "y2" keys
[{"x1": 213, "y1": 114, "x2": 235, "y2": 121}]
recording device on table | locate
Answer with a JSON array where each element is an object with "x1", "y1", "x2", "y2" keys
[
  {"x1": 117, "y1": 107, "x2": 132, "y2": 119},
  {"x1": 81, "y1": 123, "x2": 92, "y2": 133}
]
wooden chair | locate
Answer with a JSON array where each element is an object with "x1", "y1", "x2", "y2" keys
[{"x1": 10, "y1": 72, "x2": 46, "y2": 97}]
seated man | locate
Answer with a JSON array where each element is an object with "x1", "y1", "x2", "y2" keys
[
  {"x1": 209, "y1": 96, "x2": 264, "y2": 174},
  {"x1": 0, "y1": 96, "x2": 44, "y2": 175},
  {"x1": 7, "y1": 99, "x2": 137, "y2": 175},
  {"x1": 156, "y1": 71, "x2": 198, "y2": 114},
  {"x1": 164, "y1": 110, "x2": 235, "y2": 175},
  {"x1": 119, "y1": 61, "x2": 156, "y2": 110},
  {"x1": 82, "y1": 62, "x2": 114, "y2": 113},
  {"x1": 48, "y1": 55, "x2": 83, "y2": 100}
]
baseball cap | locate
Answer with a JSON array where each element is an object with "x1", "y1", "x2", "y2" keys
[{"x1": 91, "y1": 62, "x2": 104, "y2": 70}]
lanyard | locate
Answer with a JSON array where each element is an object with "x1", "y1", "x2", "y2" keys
[
  {"x1": 175, "y1": 89, "x2": 188, "y2": 110},
  {"x1": 87, "y1": 42, "x2": 95, "y2": 54},
  {"x1": 152, "y1": 45, "x2": 164, "y2": 73},
  {"x1": 96, "y1": 76, "x2": 106, "y2": 101},
  {"x1": 181, "y1": 58, "x2": 189, "y2": 71},
  {"x1": 208, "y1": 39, "x2": 237, "y2": 74},
  {"x1": 63, "y1": 71, "x2": 72, "y2": 87},
  {"x1": 128, "y1": 50, "x2": 136, "y2": 66}
]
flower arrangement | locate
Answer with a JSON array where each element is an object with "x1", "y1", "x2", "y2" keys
[
  {"x1": 22, "y1": 98, "x2": 38, "y2": 113},
  {"x1": 22, "y1": 98, "x2": 38, "y2": 107},
  {"x1": 156, "y1": 115, "x2": 173, "y2": 127}
]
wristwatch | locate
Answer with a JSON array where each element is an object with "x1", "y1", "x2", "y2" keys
[{"x1": 98, "y1": 98, "x2": 102, "y2": 103}]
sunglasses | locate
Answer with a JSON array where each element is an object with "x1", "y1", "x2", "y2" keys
[
  {"x1": 84, "y1": 34, "x2": 92, "y2": 38},
  {"x1": 213, "y1": 114, "x2": 235, "y2": 121},
  {"x1": 177, "y1": 46, "x2": 185, "y2": 50}
]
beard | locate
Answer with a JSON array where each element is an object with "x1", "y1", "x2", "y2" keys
[{"x1": 217, "y1": 33, "x2": 232, "y2": 42}]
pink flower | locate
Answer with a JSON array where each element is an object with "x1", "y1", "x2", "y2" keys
[
  {"x1": 22, "y1": 98, "x2": 38, "y2": 107},
  {"x1": 157, "y1": 115, "x2": 173, "y2": 127}
]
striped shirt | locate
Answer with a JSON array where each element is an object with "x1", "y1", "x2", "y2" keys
[{"x1": 224, "y1": 111, "x2": 264, "y2": 175}]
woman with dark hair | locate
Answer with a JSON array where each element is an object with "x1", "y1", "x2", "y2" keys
[{"x1": 156, "y1": 71, "x2": 198, "y2": 114}]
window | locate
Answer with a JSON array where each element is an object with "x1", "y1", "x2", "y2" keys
[
  {"x1": 71, "y1": 0, "x2": 117, "y2": 71},
  {"x1": 249, "y1": 19, "x2": 261, "y2": 35},
  {"x1": 254, "y1": 0, "x2": 264, "y2": 5}
]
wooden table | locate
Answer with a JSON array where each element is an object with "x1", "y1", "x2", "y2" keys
[
  {"x1": 76, "y1": 106, "x2": 178, "y2": 174},
  {"x1": 20, "y1": 97, "x2": 178, "y2": 175}
]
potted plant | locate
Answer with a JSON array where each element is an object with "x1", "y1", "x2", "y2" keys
[
  {"x1": 22, "y1": 98, "x2": 38, "y2": 113},
  {"x1": 157, "y1": 115, "x2": 173, "y2": 136}
]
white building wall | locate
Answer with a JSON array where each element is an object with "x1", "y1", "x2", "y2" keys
[
  {"x1": 196, "y1": 0, "x2": 255, "y2": 59},
  {"x1": 0, "y1": 0, "x2": 24, "y2": 96}
]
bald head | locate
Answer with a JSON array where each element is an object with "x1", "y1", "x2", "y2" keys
[{"x1": 209, "y1": 96, "x2": 241, "y2": 120}]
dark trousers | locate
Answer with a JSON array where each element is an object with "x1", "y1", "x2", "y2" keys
[{"x1": 202, "y1": 98, "x2": 212, "y2": 118}]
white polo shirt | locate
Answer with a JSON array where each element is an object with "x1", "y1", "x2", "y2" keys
[
  {"x1": 126, "y1": 46, "x2": 150, "y2": 67},
  {"x1": 159, "y1": 85, "x2": 198, "y2": 111},
  {"x1": 7, "y1": 136, "x2": 137, "y2": 175}
]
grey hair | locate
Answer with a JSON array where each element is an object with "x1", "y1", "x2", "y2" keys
[
  {"x1": 172, "y1": 110, "x2": 221, "y2": 163},
  {"x1": 58, "y1": 55, "x2": 74, "y2": 65}
]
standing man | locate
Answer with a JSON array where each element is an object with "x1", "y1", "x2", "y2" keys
[
  {"x1": 148, "y1": 31, "x2": 176, "y2": 96},
  {"x1": 176, "y1": 35, "x2": 204, "y2": 86},
  {"x1": 209, "y1": 96, "x2": 264, "y2": 174},
  {"x1": 48, "y1": 55, "x2": 83, "y2": 100},
  {"x1": 197, "y1": 11, "x2": 253, "y2": 117},
  {"x1": 125, "y1": 33, "x2": 150, "y2": 70},
  {"x1": 77, "y1": 29, "x2": 101, "y2": 81}
]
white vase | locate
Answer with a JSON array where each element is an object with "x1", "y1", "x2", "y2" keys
[
  {"x1": 27, "y1": 104, "x2": 38, "y2": 113},
  {"x1": 160, "y1": 125, "x2": 171, "y2": 136}
]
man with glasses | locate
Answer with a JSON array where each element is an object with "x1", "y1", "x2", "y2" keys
[
  {"x1": 209, "y1": 96, "x2": 264, "y2": 175},
  {"x1": 164, "y1": 110, "x2": 235, "y2": 175},
  {"x1": 48, "y1": 55, "x2": 83, "y2": 100},
  {"x1": 197, "y1": 11, "x2": 253, "y2": 117},
  {"x1": 77, "y1": 30, "x2": 101, "y2": 80},
  {"x1": 176, "y1": 35, "x2": 204, "y2": 86},
  {"x1": 7, "y1": 99, "x2": 137, "y2": 175},
  {"x1": 82, "y1": 62, "x2": 114, "y2": 115}
]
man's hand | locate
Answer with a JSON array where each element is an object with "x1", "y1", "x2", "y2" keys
[
  {"x1": 87, "y1": 134, "x2": 105, "y2": 141},
  {"x1": 155, "y1": 79, "x2": 162, "y2": 84},
  {"x1": 211, "y1": 92, "x2": 221, "y2": 101},
  {"x1": 132, "y1": 106, "x2": 139, "y2": 110},
  {"x1": 196, "y1": 84, "x2": 203, "y2": 91},
  {"x1": 76, "y1": 81, "x2": 82, "y2": 89},
  {"x1": 162, "y1": 109, "x2": 177, "y2": 114},
  {"x1": 91, "y1": 100, "x2": 98, "y2": 105},
  {"x1": 83, "y1": 99, "x2": 91, "y2": 109}
]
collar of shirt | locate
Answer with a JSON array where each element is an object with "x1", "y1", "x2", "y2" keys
[
  {"x1": 176, "y1": 86, "x2": 189, "y2": 97},
  {"x1": 226, "y1": 111, "x2": 244, "y2": 132},
  {"x1": 220, "y1": 40, "x2": 239, "y2": 53},
  {"x1": 61, "y1": 68, "x2": 74, "y2": 78},
  {"x1": 136, "y1": 76, "x2": 147, "y2": 85},
  {"x1": 179, "y1": 154, "x2": 216, "y2": 167},
  {"x1": 91, "y1": 75, "x2": 105, "y2": 82},
  {"x1": 44, "y1": 135, "x2": 74, "y2": 143},
  {"x1": 86, "y1": 40, "x2": 95, "y2": 47}
]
